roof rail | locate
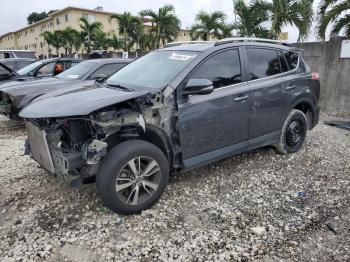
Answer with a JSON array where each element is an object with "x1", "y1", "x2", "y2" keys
[
  {"x1": 214, "y1": 37, "x2": 291, "y2": 46},
  {"x1": 164, "y1": 41, "x2": 211, "y2": 48}
]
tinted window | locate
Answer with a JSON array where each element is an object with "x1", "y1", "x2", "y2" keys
[
  {"x1": 246, "y1": 48, "x2": 281, "y2": 80},
  {"x1": 190, "y1": 49, "x2": 242, "y2": 89},
  {"x1": 89, "y1": 63, "x2": 127, "y2": 79},
  {"x1": 283, "y1": 51, "x2": 299, "y2": 70},
  {"x1": 56, "y1": 61, "x2": 97, "y2": 79}
]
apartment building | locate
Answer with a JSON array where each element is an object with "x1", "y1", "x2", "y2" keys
[{"x1": 0, "y1": 6, "x2": 192, "y2": 58}]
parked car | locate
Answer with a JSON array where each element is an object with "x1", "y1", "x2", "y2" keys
[
  {"x1": 0, "y1": 62, "x2": 19, "y2": 83},
  {"x1": 0, "y1": 50, "x2": 37, "y2": 59},
  {"x1": 1, "y1": 58, "x2": 37, "y2": 71},
  {"x1": 13, "y1": 58, "x2": 81, "y2": 80},
  {"x1": 20, "y1": 38, "x2": 320, "y2": 215},
  {"x1": 0, "y1": 59, "x2": 131, "y2": 118}
]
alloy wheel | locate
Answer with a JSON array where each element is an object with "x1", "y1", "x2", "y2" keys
[{"x1": 115, "y1": 156, "x2": 161, "y2": 206}]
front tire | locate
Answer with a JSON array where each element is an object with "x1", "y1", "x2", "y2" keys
[
  {"x1": 96, "y1": 140, "x2": 169, "y2": 215},
  {"x1": 275, "y1": 109, "x2": 307, "y2": 154}
]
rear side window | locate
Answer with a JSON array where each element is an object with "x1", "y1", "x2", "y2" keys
[
  {"x1": 283, "y1": 51, "x2": 299, "y2": 70},
  {"x1": 190, "y1": 49, "x2": 242, "y2": 89},
  {"x1": 90, "y1": 63, "x2": 127, "y2": 79},
  {"x1": 246, "y1": 48, "x2": 281, "y2": 80}
]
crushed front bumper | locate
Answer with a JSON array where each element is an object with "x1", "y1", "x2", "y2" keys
[{"x1": 24, "y1": 120, "x2": 107, "y2": 176}]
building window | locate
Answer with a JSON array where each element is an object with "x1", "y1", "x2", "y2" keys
[
  {"x1": 56, "y1": 18, "x2": 60, "y2": 25},
  {"x1": 82, "y1": 13, "x2": 96, "y2": 23},
  {"x1": 65, "y1": 14, "x2": 69, "y2": 22}
]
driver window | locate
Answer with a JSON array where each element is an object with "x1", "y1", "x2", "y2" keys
[
  {"x1": 189, "y1": 49, "x2": 242, "y2": 89},
  {"x1": 37, "y1": 62, "x2": 55, "y2": 76}
]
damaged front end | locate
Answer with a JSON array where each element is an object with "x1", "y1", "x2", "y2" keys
[{"x1": 24, "y1": 89, "x2": 182, "y2": 178}]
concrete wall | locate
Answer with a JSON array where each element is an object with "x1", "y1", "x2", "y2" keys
[{"x1": 294, "y1": 38, "x2": 350, "y2": 113}]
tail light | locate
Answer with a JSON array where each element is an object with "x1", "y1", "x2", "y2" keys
[{"x1": 311, "y1": 72, "x2": 319, "y2": 80}]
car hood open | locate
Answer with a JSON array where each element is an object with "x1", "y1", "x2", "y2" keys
[{"x1": 19, "y1": 86, "x2": 150, "y2": 119}]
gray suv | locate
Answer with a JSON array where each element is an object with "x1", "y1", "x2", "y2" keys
[{"x1": 20, "y1": 38, "x2": 320, "y2": 214}]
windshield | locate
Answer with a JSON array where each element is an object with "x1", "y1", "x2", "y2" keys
[
  {"x1": 106, "y1": 50, "x2": 198, "y2": 90},
  {"x1": 17, "y1": 61, "x2": 43, "y2": 75},
  {"x1": 56, "y1": 61, "x2": 97, "y2": 79}
]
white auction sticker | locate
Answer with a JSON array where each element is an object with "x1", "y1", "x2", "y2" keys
[{"x1": 169, "y1": 53, "x2": 195, "y2": 61}]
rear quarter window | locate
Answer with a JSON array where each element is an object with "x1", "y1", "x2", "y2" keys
[{"x1": 283, "y1": 51, "x2": 299, "y2": 70}]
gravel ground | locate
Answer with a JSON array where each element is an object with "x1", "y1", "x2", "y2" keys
[{"x1": 0, "y1": 114, "x2": 349, "y2": 262}]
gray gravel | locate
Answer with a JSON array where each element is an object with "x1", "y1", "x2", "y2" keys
[{"x1": 0, "y1": 114, "x2": 349, "y2": 261}]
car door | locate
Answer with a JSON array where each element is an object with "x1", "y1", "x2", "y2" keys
[
  {"x1": 178, "y1": 48, "x2": 251, "y2": 166},
  {"x1": 244, "y1": 47, "x2": 300, "y2": 148}
]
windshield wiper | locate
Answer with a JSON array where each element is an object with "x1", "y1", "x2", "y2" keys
[{"x1": 107, "y1": 84, "x2": 134, "y2": 92}]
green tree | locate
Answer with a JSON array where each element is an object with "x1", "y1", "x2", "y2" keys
[
  {"x1": 140, "y1": 4, "x2": 181, "y2": 49},
  {"x1": 266, "y1": 0, "x2": 314, "y2": 41},
  {"x1": 233, "y1": 0, "x2": 270, "y2": 38},
  {"x1": 190, "y1": 11, "x2": 228, "y2": 40},
  {"x1": 61, "y1": 27, "x2": 79, "y2": 55},
  {"x1": 27, "y1": 12, "x2": 48, "y2": 24},
  {"x1": 317, "y1": 0, "x2": 350, "y2": 40},
  {"x1": 110, "y1": 12, "x2": 143, "y2": 51},
  {"x1": 108, "y1": 33, "x2": 123, "y2": 51},
  {"x1": 79, "y1": 17, "x2": 103, "y2": 53},
  {"x1": 27, "y1": 10, "x2": 58, "y2": 24},
  {"x1": 93, "y1": 30, "x2": 109, "y2": 50},
  {"x1": 41, "y1": 30, "x2": 63, "y2": 56}
]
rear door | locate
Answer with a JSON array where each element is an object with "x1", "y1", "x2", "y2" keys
[
  {"x1": 178, "y1": 48, "x2": 251, "y2": 163},
  {"x1": 244, "y1": 47, "x2": 301, "y2": 146}
]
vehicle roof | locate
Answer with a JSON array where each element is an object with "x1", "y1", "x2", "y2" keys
[
  {"x1": 84, "y1": 58, "x2": 133, "y2": 64},
  {"x1": 161, "y1": 40, "x2": 299, "y2": 52},
  {"x1": 37, "y1": 58, "x2": 82, "y2": 63},
  {"x1": 0, "y1": 50, "x2": 35, "y2": 53},
  {"x1": 1, "y1": 58, "x2": 37, "y2": 62}
]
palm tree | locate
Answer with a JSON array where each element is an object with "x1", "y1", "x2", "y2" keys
[
  {"x1": 110, "y1": 12, "x2": 143, "y2": 52},
  {"x1": 266, "y1": 0, "x2": 314, "y2": 41},
  {"x1": 140, "y1": 4, "x2": 181, "y2": 49},
  {"x1": 317, "y1": 0, "x2": 350, "y2": 40},
  {"x1": 93, "y1": 30, "x2": 109, "y2": 50},
  {"x1": 80, "y1": 17, "x2": 103, "y2": 53},
  {"x1": 71, "y1": 30, "x2": 83, "y2": 54},
  {"x1": 233, "y1": 0, "x2": 270, "y2": 38},
  {"x1": 190, "y1": 11, "x2": 227, "y2": 40},
  {"x1": 41, "y1": 30, "x2": 63, "y2": 56},
  {"x1": 61, "y1": 27, "x2": 79, "y2": 55},
  {"x1": 108, "y1": 33, "x2": 123, "y2": 51}
]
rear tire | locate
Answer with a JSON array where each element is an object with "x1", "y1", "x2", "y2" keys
[
  {"x1": 96, "y1": 140, "x2": 169, "y2": 215},
  {"x1": 275, "y1": 109, "x2": 307, "y2": 154}
]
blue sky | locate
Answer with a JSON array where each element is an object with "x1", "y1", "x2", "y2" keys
[{"x1": 0, "y1": 0, "x2": 322, "y2": 42}]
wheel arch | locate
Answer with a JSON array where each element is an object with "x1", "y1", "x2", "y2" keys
[
  {"x1": 104, "y1": 124, "x2": 178, "y2": 172},
  {"x1": 290, "y1": 95, "x2": 317, "y2": 130}
]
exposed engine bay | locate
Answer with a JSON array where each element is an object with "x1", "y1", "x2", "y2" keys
[{"x1": 24, "y1": 88, "x2": 181, "y2": 178}]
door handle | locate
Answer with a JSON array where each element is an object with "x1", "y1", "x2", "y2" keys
[
  {"x1": 233, "y1": 95, "x2": 249, "y2": 102},
  {"x1": 286, "y1": 85, "x2": 296, "y2": 90}
]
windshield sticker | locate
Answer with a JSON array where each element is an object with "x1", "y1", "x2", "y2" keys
[
  {"x1": 169, "y1": 53, "x2": 196, "y2": 61},
  {"x1": 66, "y1": 75, "x2": 80, "y2": 79}
]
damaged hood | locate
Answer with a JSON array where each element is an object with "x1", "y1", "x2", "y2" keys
[
  {"x1": 0, "y1": 78, "x2": 85, "y2": 109},
  {"x1": 20, "y1": 86, "x2": 150, "y2": 119}
]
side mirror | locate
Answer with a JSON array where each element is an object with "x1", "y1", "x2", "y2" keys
[
  {"x1": 28, "y1": 71, "x2": 35, "y2": 77},
  {"x1": 182, "y1": 79, "x2": 214, "y2": 96},
  {"x1": 94, "y1": 73, "x2": 107, "y2": 82}
]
